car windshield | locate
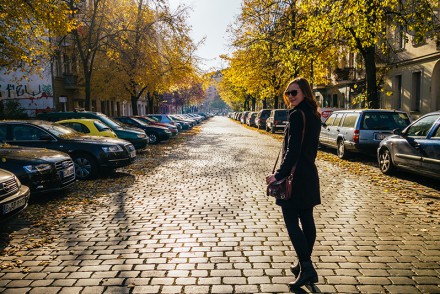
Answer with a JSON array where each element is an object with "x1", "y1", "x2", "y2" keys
[
  {"x1": 148, "y1": 116, "x2": 160, "y2": 122},
  {"x1": 360, "y1": 112, "x2": 410, "y2": 130},
  {"x1": 131, "y1": 117, "x2": 149, "y2": 126},
  {"x1": 406, "y1": 114, "x2": 440, "y2": 137},
  {"x1": 135, "y1": 117, "x2": 152, "y2": 124},
  {"x1": 96, "y1": 113, "x2": 122, "y2": 128},
  {"x1": 39, "y1": 122, "x2": 82, "y2": 137}
]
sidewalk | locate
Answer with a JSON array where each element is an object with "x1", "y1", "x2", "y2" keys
[{"x1": 0, "y1": 116, "x2": 439, "y2": 293}]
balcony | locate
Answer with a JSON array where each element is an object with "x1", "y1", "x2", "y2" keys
[
  {"x1": 334, "y1": 67, "x2": 356, "y2": 82},
  {"x1": 63, "y1": 73, "x2": 79, "y2": 90}
]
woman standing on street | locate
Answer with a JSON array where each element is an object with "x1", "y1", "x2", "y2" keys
[{"x1": 266, "y1": 77, "x2": 322, "y2": 289}]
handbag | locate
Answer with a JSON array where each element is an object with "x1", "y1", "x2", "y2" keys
[{"x1": 267, "y1": 110, "x2": 306, "y2": 200}]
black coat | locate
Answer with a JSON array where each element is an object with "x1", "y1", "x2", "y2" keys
[{"x1": 274, "y1": 101, "x2": 321, "y2": 209}]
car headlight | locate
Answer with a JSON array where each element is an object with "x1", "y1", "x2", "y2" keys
[
  {"x1": 23, "y1": 164, "x2": 52, "y2": 174},
  {"x1": 137, "y1": 133, "x2": 146, "y2": 138},
  {"x1": 102, "y1": 145, "x2": 123, "y2": 153}
]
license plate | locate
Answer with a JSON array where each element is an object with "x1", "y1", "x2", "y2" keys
[
  {"x1": 62, "y1": 166, "x2": 74, "y2": 178},
  {"x1": 3, "y1": 197, "x2": 27, "y2": 215},
  {"x1": 129, "y1": 150, "x2": 136, "y2": 158},
  {"x1": 375, "y1": 133, "x2": 389, "y2": 140}
]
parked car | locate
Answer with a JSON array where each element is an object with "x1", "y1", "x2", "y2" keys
[
  {"x1": 256, "y1": 109, "x2": 271, "y2": 129},
  {"x1": 377, "y1": 111, "x2": 440, "y2": 179},
  {"x1": 0, "y1": 144, "x2": 76, "y2": 195},
  {"x1": 146, "y1": 114, "x2": 182, "y2": 130},
  {"x1": 246, "y1": 112, "x2": 258, "y2": 127},
  {"x1": 0, "y1": 121, "x2": 137, "y2": 180},
  {"x1": 168, "y1": 115, "x2": 194, "y2": 129},
  {"x1": 134, "y1": 116, "x2": 179, "y2": 136},
  {"x1": 0, "y1": 168, "x2": 30, "y2": 220},
  {"x1": 266, "y1": 109, "x2": 289, "y2": 133},
  {"x1": 320, "y1": 109, "x2": 411, "y2": 159},
  {"x1": 240, "y1": 111, "x2": 250, "y2": 124},
  {"x1": 36, "y1": 111, "x2": 148, "y2": 149},
  {"x1": 56, "y1": 119, "x2": 117, "y2": 138},
  {"x1": 113, "y1": 116, "x2": 171, "y2": 144}
]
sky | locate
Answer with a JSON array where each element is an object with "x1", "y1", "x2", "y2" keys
[{"x1": 167, "y1": 0, "x2": 242, "y2": 72}]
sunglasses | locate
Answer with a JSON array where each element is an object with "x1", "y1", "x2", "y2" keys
[{"x1": 284, "y1": 90, "x2": 298, "y2": 97}]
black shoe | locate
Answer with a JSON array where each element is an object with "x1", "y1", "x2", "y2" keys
[
  {"x1": 289, "y1": 261, "x2": 318, "y2": 289},
  {"x1": 290, "y1": 262, "x2": 300, "y2": 278}
]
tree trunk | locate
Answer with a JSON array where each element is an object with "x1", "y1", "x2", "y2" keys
[
  {"x1": 364, "y1": 46, "x2": 379, "y2": 109},
  {"x1": 251, "y1": 96, "x2": 256, "y2": 111},
  {"x1": 263, "y1": 98, "x2": 267, "y2": 109},
  {"x1": 131, "y1": 95, "x2": 138, "y2": 115},
  {"x1": 84, "y1": 75, "x2": 91, "y2": 111},
  {"x1": 274, "y1": 95, "x2": 279, "y2": 109},
  {"x1": 145, "y1": 92, "x2": 153, "y2": 114}
]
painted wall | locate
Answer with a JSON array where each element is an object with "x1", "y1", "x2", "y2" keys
[{"x1": 0, "y1": 66, "x2": 54, "y2": 117}]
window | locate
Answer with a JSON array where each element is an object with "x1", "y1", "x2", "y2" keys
[
  {"x1": 395, "y1": 25, "x2": 405, "y2": 50},
  {"x1": 94, "y1": 121, "x2": 111, "y2": 132},
  {"x1": 332, "y1": 94, "x2": 338, "y2": 107},
  {"x1": 333, "y1": 114, "x2": 344, "y2": 127},
  {"x1": 432, "y1": 125, "x2": 440, "y2": 139},
  {"x1": 412, "y1": 71, "x2": 421, "y2": 111},
  {"x1": 341, "y1": 113, "x2": 359, "y2": 128},
  {"x1": 275, "y1": 110, "x2": 288, "y2": 121},
  {"x1": 11, "y1": 125, "x2": 47, "y2": 141},
  {"x1": 63, "y1": 54, "x2": 71, "y2": 74},
  {"x1": 406, "y1": 114, "x2": 439, "y2": 137},
  {"x1": 324, "y1": 114, "x2": 336, "y2": 126},
  {"x1": 361, "y1": 112, "x2": 410, "y2": 130},
  {"x1": 0, "y1": 125, "x2": 7, "y2": 141},
  {"x1": 394, "y1": 75, "x2": 402, "y2": 110},
  {"x1": 68, "y1": 122, "x2": 90, "y2": 133}
]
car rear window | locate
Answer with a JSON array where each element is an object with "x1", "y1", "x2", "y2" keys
[
  {"x1": 360, "y1": 112, "x2": 410, "y2": 130},
  {"x1": 275, "y1": 110, "x2": 288, "y2": 120},
  {"x1": 260, "y1": 110, "x2": 271, "y2": 119}
]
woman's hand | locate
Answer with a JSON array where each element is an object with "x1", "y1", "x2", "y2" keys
[{"x1": 266, "y1": 174, "x2": 277, "y2": 185}]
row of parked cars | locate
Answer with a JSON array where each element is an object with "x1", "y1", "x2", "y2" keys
[
  {"x1": 230, "y1": 109, "x2": 440, "y2": 180},
  {"x1": 0, "y1": 111, "x2": 210, "y2": 221}
]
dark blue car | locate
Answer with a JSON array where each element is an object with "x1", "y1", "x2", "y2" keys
[{"x1": 377, "y1": 111, "x2": 440, "y2": 179}]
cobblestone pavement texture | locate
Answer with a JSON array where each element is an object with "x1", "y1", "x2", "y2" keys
[{"x1": 1, "y1": 116, "x2": 439, "y2": 294}]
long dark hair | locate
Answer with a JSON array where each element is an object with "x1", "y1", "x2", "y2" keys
[{"x1": 283, "y1": 77, "x2": 321, "y2": 119}]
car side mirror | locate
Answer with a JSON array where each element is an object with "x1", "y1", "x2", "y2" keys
[{"x1": 392, "y1": 128, "x2": 403, "y2": 135}]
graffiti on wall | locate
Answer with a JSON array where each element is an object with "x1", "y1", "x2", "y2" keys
[{"x1": 0, "y1": 82, "x2": 54, "y2": 117}]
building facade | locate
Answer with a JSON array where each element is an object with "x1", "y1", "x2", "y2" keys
[{"x1": 381, "y1": 33, "x2": 440, "y2": 118}]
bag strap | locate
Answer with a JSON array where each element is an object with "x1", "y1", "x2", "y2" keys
[{"x1": 271, "y1": 110, "x2": 306, "y2": 175}]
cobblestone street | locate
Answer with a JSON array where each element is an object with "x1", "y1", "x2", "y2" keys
[{"x1": 1, "y1": 116, "x2": 439, "y2": 293}]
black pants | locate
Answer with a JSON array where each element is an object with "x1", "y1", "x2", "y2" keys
[{"x1": 281, "y1": 206, "x2": 316, "y2": 262}]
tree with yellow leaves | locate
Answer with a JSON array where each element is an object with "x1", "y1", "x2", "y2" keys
[
  {"x1": 0, "y1": 0, "x2": 75, "y2": 71},
  {"x1": 103, "y1": 0, "x2": 200, "y2": 115},
  {"x1": 297, "y1": 0, "x2": 439, "y2": 108}
]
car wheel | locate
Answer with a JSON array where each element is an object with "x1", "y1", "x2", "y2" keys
[
  {"x1": 337, "y1": 140, "x2": 348, "y2": 159},
  {"x1": 73, "y1": 153, "x2": 97, "y2": 180},
  {"x1": 148, "y1": 133, "x2": 158, "y2": 144},
  {"x1": 379, "y1": 148, "x2": 395, "y2": 175},
  {"x1": 271, "y1": 126, "x2": 275, "y2": 133},
  {"x1": 266, "y1": 125, "x2": 269, "y2": 132}
]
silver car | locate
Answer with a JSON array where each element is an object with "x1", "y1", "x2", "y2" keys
[
  {"x1": 377, "y1": 111, "x2": 440, "y2": 179},
  {"x1": 320, "y1": 109, "x2": 411, "y2": 159}
]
